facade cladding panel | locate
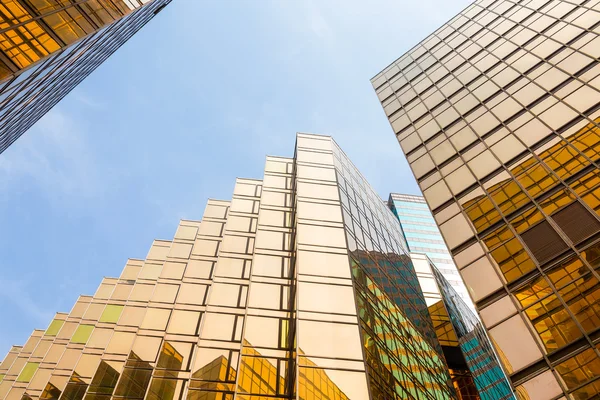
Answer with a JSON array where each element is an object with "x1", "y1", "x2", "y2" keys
[
  {"x1": 0, "y1": 0, "x2": 171, "y2": 155},
  {"x1": 372, "y1": 0, "x2": 600, "y2": 398},
  {"x1": 388, "y1": 192, "x2": 474, "y2": 306},
  {"x1": 0, "y1": 133, "x2": 462, "y2": 400}
]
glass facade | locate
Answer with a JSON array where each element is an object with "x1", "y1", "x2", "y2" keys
[
  {"x1": 388, "y1": 192, "x2": 474, "y2": 305},
  {"x1": 0, "y1": 133, "x2": 458, "y2": 400},
  {"x1": 0, "y1": 0, "x2": 170, "y2": 154},
  {"x1": 372, "y1": 0, "x2": 600, "y2": 398}
]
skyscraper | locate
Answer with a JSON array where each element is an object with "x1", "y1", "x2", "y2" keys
[
  {"x1": 0, "y1": 0, "x2": 171, "y2": 154},
  {"x1": 372, "y1": 0, "x2": 600, "y2": 398},
  {"x1": 0, "y1": 133, "x2": 461, "y2": 400},
  {"x1": 410, "y1": 253, "x2": 513, "y2": 400},
  {"x1": 388, "y1": 192, "x2": 473, "y2": 305}
]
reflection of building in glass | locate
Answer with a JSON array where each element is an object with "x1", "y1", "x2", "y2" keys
[
  {"x1": 0, "y1": 133, "x2": 457, "y2": 400},
  {"x1": 0, "y1": 0, "x2": 171, "y2": 154},
  {"x1": 388, "y1": 193, "x2": 473, "y2": 306},
  {"x1": 372, "y1": 1, "x2": 600, "y2": 398}
]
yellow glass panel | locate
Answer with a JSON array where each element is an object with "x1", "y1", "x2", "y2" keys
[
  {"x1": 71, "y1": 324, "x2": 94, "y2": 344},
  {"x1": 99, "y1": 305, "x2": 123, "y2": 323},
  {"x1": 516, "y1": 162, "x2": 558, "y2": 198},
  {"x1": 539, "y1": 188, "x2": 576, "y2": 216},
  {"x1": 45, "y1": 319, "x2": 64, "y2": 336},
  {"x1": 525, "y1": 294, "x2": 583, "y2": 352},
  {"x1": 489, "y1": 236, "x2": 536, "y2": 282},
  {"x1": 464, "y1": 194, "x2": 501, "y2": 233},
  {"x1": 514, "y1": 275, "x2": 552, "y2": 308},
  {"x1": 556, "y1": 348, "x2": 600, "y2": 390},
  {"x1": 510, "y1": 207, "x2": 543, "y2": 234},
  {"x1": 559, "y1": 274, "x2": 600, "y2": 334},
  {"x1": 490, "y1": 179, "x2": 530, "y2": 215},
  {"x1": 16, "y1": 362, "x2": 39, "y2": 382}
]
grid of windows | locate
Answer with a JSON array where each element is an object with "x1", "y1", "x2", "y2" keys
[
  {"x1": 0, "y1": 0, "x2": 170, "y2": 154},
  {"x1": 388, "y1": 193, "x2": 474, "y2": 306},
  {"x1": 0, "y1": 133, "x2": 470, "y2": 400},
  {"x1": 373, "y1": 0, "x2": 600, "y2": 398}
]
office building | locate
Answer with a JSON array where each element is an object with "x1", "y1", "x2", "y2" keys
[
  {"x1": 372, "y1": 0, "x2": 600, "y2": 398},
  {"x1": 411, "y1": 252, "x2": 513, "y2": 400},
  {"x1": 0, "y1": 133, "x2": 459, "y2": 400},
  {"x1": 388, "y1": 192, "x2": 473, "y2": 305},
  {"x1": 0, "y1": 0, "x2": 171, "y2": 154}
]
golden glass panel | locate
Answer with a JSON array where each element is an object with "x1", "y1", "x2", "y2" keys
[
  {"x1": 525, "y1": 294, "x2": 583, "y2": 352},
  {"x1": 539, "y1": 188, "x2": 576, "y2": 216},
  {"x1": 490, "y1": 179, "x2": 530, "y2": 216},
  {"x1": 510, "y1": 207, "x2": 543, "y2": 234},
  {"x1": 514, "y1": 275, "x2": 552, "y2": 308},
  {"x1": 482, "y1": 225, "x2": 514, "y2": 251},
  {"x1": 570, "y1": 121, "x2": 600, "y2": 163},
  {"x1": 87, "y1": 360, "x2": 121, "y2": 397},
  {"x1": 237, "y1": 355, "x2": 286, "y2": 396},
  {"x1": 147, "y1": 378, "x2": 185, "y2": 400},
  {"x1": 583, "y1": 242, "x2": 600, "y2": 270},
  {"x1": 546, "y1": 255, "x2": 589, "y2": 289},
  {"x1": 428, "y1": 301, "x2": 458, "y2": 346},
  {"x1": 489, "y1": 236, "x2": 536, "y2": 282},
  {"x1": 516, "y1": 162, "x2": 559, "y2": 198},
  {"x1": 190, "y1": 348, "x2": 238, "y2": 384},
  {"x1": 298, "y1": 367, "x2": 368, "y2": 400},
  {"x1": 542, "y1": 140, "x2": 588, "y2": 180},
  {"x1": 114, "y1": 363, "x2": 152, "y2": 398},
  {"x1": 558, "y1": 274, "x2": 600, "y2": 334},
  {"x1": 40, "y1": 381, "x2": 61, "y2": 399},
  {"x1": 556, "y1": 347, "x2": 600, "y2": 390}
]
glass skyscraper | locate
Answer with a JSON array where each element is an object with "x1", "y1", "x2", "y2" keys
[
  {"x1": 0, "y1": 0, "x2": 171, "y2": 154},
  {"x1": 409, "y1": 253, "x2": 513, "y2": 400},
  {"x1": 0, "y1": 133, "x2": 461, "y2": 400},
  {"x1": 388, "y1": 192, "x2": 473, "y2": 305},
  {"x1": 373, "y1": 0, "x2": 600, "y2": 398}
]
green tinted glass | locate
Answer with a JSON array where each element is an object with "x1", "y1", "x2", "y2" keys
[
  {"x1": 71, "y1": 325, "x2": 94, "y2": 344},
  {"x1": 46, "y1": 319, "x2": 64, "y2": 336},
  {"x1": 17, "y1": 362, "x2": 39, "y2": 382},
  {"x1": 99, "y1": 305, "x2": 124, "y2": 324}
]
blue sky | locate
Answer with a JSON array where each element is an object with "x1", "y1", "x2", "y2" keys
[{"x1": 0, "y1": 0, "x2": 471, "y2": 355}]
